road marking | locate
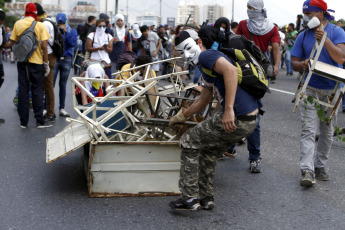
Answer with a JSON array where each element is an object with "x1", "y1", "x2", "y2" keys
[{"x1": 269, "y1": 87, "x2": 295, "y2": 95}]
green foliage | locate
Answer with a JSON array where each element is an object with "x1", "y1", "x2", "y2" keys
[
  {"x1": 304, "y1": 97, "x2": 343, "y2": 143},
  {"x1": 4, "y1": 15, "x2": 19, "y2": 28}
]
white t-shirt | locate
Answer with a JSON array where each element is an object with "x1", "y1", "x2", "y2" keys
[
  {"x1": 87, "y1": 32, "x2": 113, "y2": 64},
  {"x1": 43, "y1": 19, "x2": 54, "y2": 55}
]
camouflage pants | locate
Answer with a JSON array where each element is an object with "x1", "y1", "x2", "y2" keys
[{"x1": 179, "y1": 111, "x2": 258, "y2": 199}]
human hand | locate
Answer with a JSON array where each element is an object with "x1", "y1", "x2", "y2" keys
[
  {"x1": 222, "y1": 109, "x2": 236, "y2": 132},
  {"x1": 169, "y1": 108, "x2": 187, "y2": 128},
  {"x1": 44, "y1": 62, "x2": 50, "y2": 77},
  {"x1": 302, "y1": 59, "x2": 309, "y2": 71},
  {"x1": 274, "y1": 65, "x2": 279, "y2": 76},
  {"x1": 315, "y1": 28, "x2": 325, "y2": 41}
]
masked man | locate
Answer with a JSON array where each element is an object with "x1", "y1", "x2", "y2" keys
[
  {"x1": 229, "y1": 0, "x2": 281, "y2": 173},
  {"x1": 168, "y1": 26, "x2": 260, "y2": 211},
  {"x1": 291, "y1": 0, "x2": 345, "y2": 187}
]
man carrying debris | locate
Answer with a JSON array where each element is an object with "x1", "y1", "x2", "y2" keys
[
  {"x1": 291, "y1": 0, "x2": 345, "y2": 187},
  {"x1": 168, "y1": 26, "x2": 261, "y2": 211}
]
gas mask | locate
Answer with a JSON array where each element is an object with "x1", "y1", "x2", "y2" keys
[{"x1": 303, "y1": 15, "x2": 321, "y2": 29}]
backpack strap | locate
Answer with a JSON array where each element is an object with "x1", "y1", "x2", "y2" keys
[
  {"x1": 43, "y1": 19, "x2": 55, "y2": 48},
  {"x1": 249, "y1": 31, "x2": 253, "y2": 41}
]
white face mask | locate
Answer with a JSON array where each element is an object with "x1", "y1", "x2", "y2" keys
[
  {"x1": 96, "y1": 27, "x2": 106, "y2": 35},
  {"x1": 307, "y1": 16, "x2": 320, "y2": 29},
  {"x1": 220, "y1": 27, "x2": 225, "y2": 32},
  {"x1": 176, "y1": 37, "x2": 201, "y2": 66}
]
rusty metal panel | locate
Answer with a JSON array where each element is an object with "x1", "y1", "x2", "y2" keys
[
  {"x1": 46, "y1": 118, "x2": 92, "y2": 164},
  {"x1": 87, "y1": 142, "x2": 181, "y2": 197}
]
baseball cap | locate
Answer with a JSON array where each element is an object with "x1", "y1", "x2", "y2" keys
[{"x1": 56, "y1": 13, "x2": 67, "y2": 24}]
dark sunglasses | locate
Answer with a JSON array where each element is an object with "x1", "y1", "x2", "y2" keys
[{"x1": 97, "y1": 25, "x2": 106, "y2": 28}]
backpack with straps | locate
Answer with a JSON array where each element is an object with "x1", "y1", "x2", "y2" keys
[
  {"x1": 225, "y1": 33, "x2": 275, "y2": 78},
  {"x1": 44, "y1": 19, "x2": 64, "y2": 59},
  {"x1": 12, "y1": 20, "x2": 39, "y2": 62},
  {"x1": 219, "y1": 47, "x2": 269, "y2": 99}
]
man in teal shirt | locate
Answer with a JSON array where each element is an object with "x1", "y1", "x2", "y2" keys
[{"x1": 285, "y1": 23, "x2": 298, "y2": 75}]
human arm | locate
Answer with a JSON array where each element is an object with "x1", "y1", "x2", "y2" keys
[
  {"x1": 105, "y1": 38, "x2": 113, "y2": 53},
  {"x1": 1, "y1": 40, "x2": 15, "y2": 48},
  {"x1": 126, "y1": 32, "x2": 132, "y2": 52},
  {"x1": 41, "y1": 40, "x2": 49, "y2": 63},
  {"x1": 315, "y1": 28, "x2": 345, "y2": 64},
  {"x1": 153, "y1": 39, "x2": 162, "y2": 57},
  {"x1": 292, "y1": 56, "x2": 309, "y2": 72},
  {"x1": 213, "y1": 57, "x2": 238, "y2": 132},
  {"x1": 182, "y1": 88, "x2": 213, "y2": 118},
  {"x1": 86, "y1": 36, "x2": 105, "y2": 52},
  {"x1": 272, "y1": 42, "x2": 281, "y2": 76}
]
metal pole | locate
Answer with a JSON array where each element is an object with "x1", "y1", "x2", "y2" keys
[
  {"x1": 115, "y1": 0, "x2": 118, "y2": 15},
  {"x1": 160, "y1": 0, "x2": 162, "y2": 25},
  {"x1": 232, "y1": 0, "x2": 234, "y2": 22},
  {"x1": 127, "y1": 0, "x2": 129, "y2": 23}
]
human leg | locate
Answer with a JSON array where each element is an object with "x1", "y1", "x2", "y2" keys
[
  {"x1": 285, "y1": 50, "x2": 292, "y2": 75},
  {"x1": 44, "y1": 54, "x2": 56, "y2": 118},
  {"x1": 58, "y1": 59, "x2": 72, "y2": 110},
  {"x1": 17, "y1": 62, "x2": 30, "y2": 126},
  {"x1": 28, "y1": 63, "x2": 45, "y2": 125}
]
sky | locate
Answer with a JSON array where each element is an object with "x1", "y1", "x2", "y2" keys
[{"x1": 112, "y1": 0, "x2": 345, "y2": 26}]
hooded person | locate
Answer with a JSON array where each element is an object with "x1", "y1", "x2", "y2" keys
[
  {"x1": 291, "y1": 0, "x2": 345, "y2": 187},
  {"x1": 109, "y1": 14, "x2": 132, "y2": 73},
  {"x1": 223, "y1": 1, "x2": 281, "y2": 173},
  {"x1": 214, "y1": 17, "x2": 232, "y2": 39},
  {"x1": 246, "y1": 0, "x2": 274, "y2": 36},
  {"x1": 131, "y1": 23, "x2": 142, "y2": 55},
  {"x1": 53, "y1": 12, "x2": 78, "y2": 117},
  {"x1": 81, "y1": 63, "x2": 110, "y2": 105},
  {"x1": 168, "y1": 25, "x2": 260, "y2": 211}
]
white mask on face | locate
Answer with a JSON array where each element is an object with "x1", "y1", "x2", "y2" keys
[
  {"x1": 220, "y1": 27, "x2": 225, "y2": 32},
  {"x1": 307, "y1": 16, "x2": 320, "y2": 29},
  {"x1": 96, "y1": 27, "x2": 106, "y2": 35},
  {"x1": 176, "y1": 37, "x2": 201, "y2": 66}
]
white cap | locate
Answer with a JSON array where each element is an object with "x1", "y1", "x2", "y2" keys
[{"x1": 132, "y1": 24, "x2": 142, "y2": 39}]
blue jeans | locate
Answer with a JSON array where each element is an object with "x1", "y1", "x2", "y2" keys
[
  {"x1": 285, "y1": 50, "x2": 293, "y2": 74},
  {"x1": 226, "y1": 115, "x2": 261, "y2": 161},
  {"x1": 342, "y1": 93, "x2": 345, "y2": 110},
  {"x1": 53, "y1": 58, "x2": 72, "y2": 110}
]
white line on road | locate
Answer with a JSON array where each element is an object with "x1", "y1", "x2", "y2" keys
[{"x1": 269, "y1": 87, "x2": 295, "y2": 95}]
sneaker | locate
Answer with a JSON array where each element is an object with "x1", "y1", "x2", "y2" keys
[
  {"x1": 44, "y1": 114, "x2": 56, "y2": 123},
  {"x1": 36, "y1": 123, "x2": 53, "y2": 129},
  {"x1": 200, "y1": 196, "x2": 215, "y2": 210},
  {"x1": 43, "y1": 109, "x2": 47, "y2": 117},
  {"x1": 237, "y1": 137, "x2": 246, "y2": 145},
  {"x1": 342, "y1": 108, "x2": 345, "y2": 113},
  {"x1": 169, "y1": 198, "x2": 201, "y2": 211},
  {"x1": 300, "y1": 170, "x2": 316, "y2": 187},
  {"x1": 315, "y1": 167, "x2": 330, "y2": 181},
  {"x1": 29, "y1": 99, "x2": 32, "y2": 108},
  {"x1": 59, "y1": 109, "x2": 70, "y2": 117},
  {"x1": 13, "y1": 97, "x2": 18, "y2": 107},
  {"x1": 20, "y1": 125, "x2": 27, "y2": 129},
  {"x1": 224, "y1": 149, "x2": 237, "y2": 158},
  {"x1": 0, "y1": 118, "x2": 4, "y2": 124},
  {"x1": 250, "y1": 159, "x2": 262, "y2": 173}
]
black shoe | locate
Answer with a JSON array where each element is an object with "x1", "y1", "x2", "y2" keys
[
  {"x1": 342, "y1": 108, "x2": 345, "y2": 113},
  {"x1": 250, "y1": 159, "x2": 262, "y2": 173},
  {"x1": 169, "y1": 198, "x2": 201, "y2": 211},
  {"x1": 200, "y1": 196, "x2": 214, "y2": 210},
  {"x1": 300, "y1": 170, "x2": 316, "y2": 187},
  {"x1": 315, "y1": 167, "x2": 330, "y2": 181},
  {"x1": 44, "y1": 114, "x2": 56, "y2": 123},
  {"x1": 36, "y1": 122, "x2": 53, "y2": 129}
]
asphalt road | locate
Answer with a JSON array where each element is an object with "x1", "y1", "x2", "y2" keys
[{"x1": 1, "y1": 60, "x2": 345, "y2": 230}]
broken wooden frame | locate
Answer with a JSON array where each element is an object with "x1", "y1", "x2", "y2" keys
[{"x1": 70, "y1": 57, "x2": 197, "y2": 143}]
